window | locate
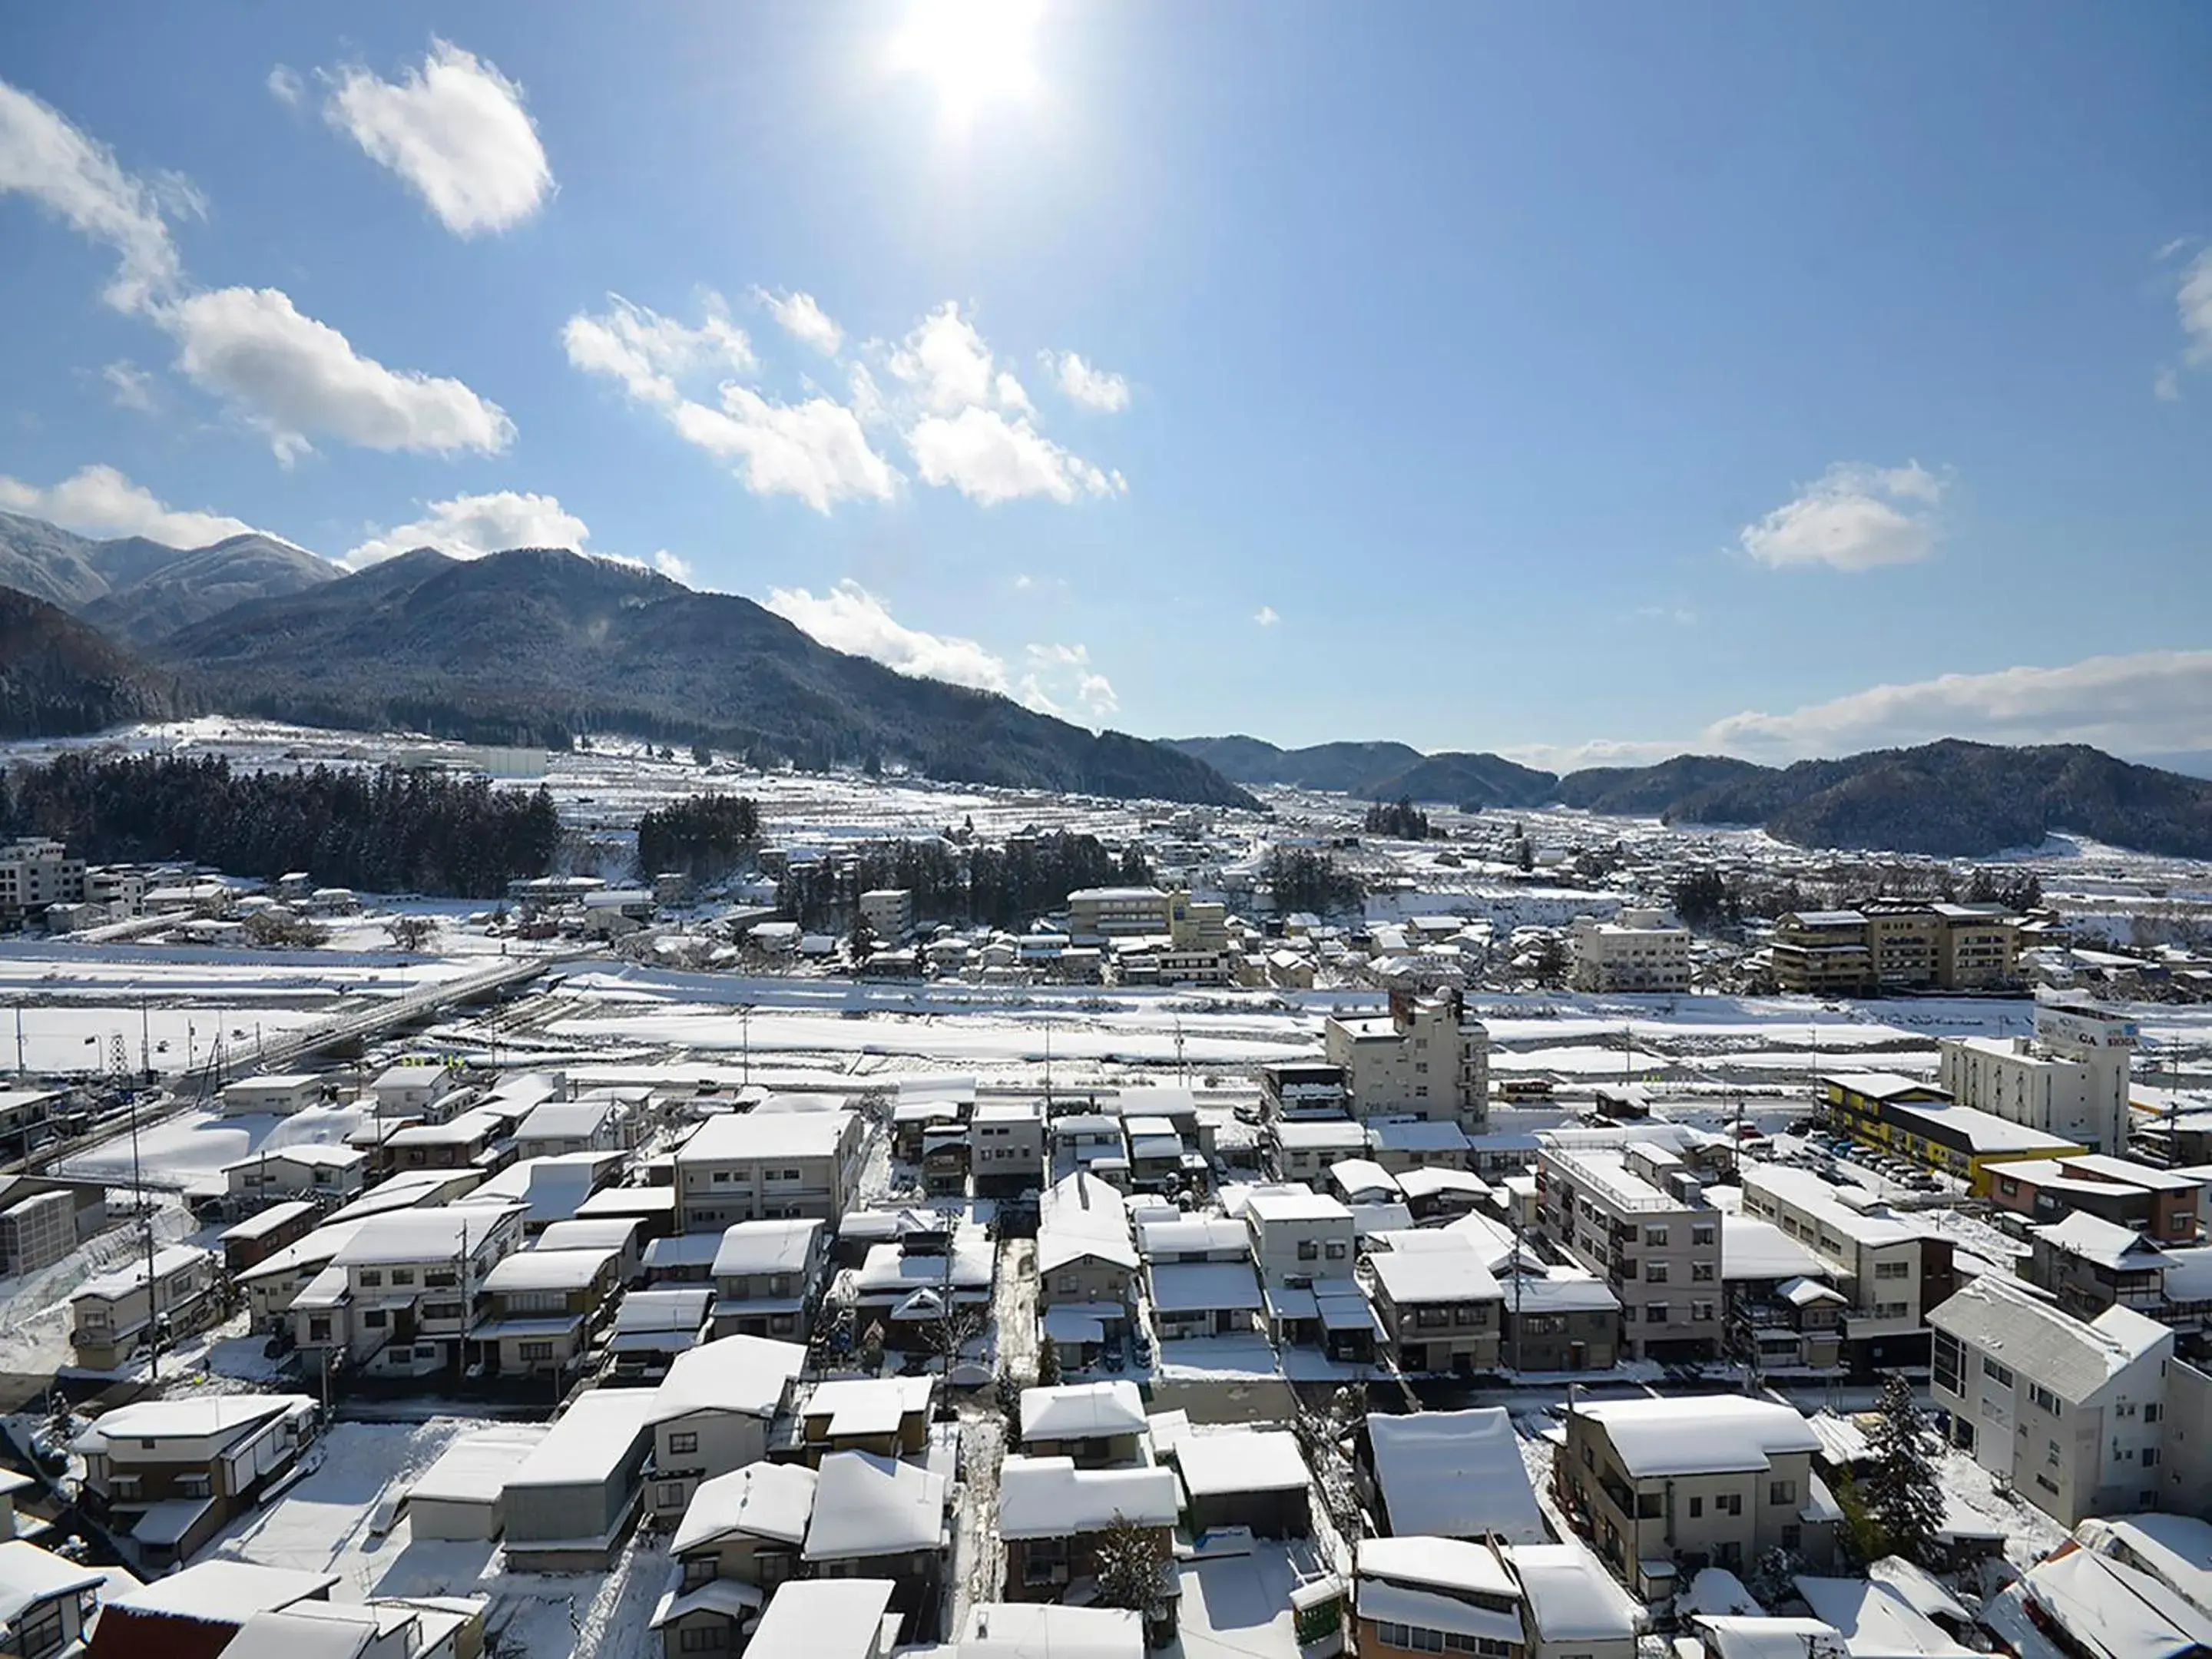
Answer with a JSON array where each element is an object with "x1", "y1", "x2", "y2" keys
[
  {"x1": 1768, "y1": 1479, "x2": 1796, "y2": 1505},
  {"x1": 1645, "y1": 1263, "x2": 1668, "y2": 1284},
  {"x1": 1325, "y1": 1241, "x2": 1348, "y2": 1260},
  {"x1": 2145, "y1": 1404, "x2": 2162, "y2": 1423},
  {"x1": 390, "y1": 1268, "x2": 416, "y2": 1286},
  {"x1": 1691, "y1": 1263, "x2": 1715, "y2": 1282},
  {"x1": 1297, "y1": 1240, "x2": 1319, "y2": 1261},
  {"x1": 1932, "y1": 1328, "x2": 1962, "y2": 1394},
  {"x1": 1644, "y1": 1227, "x2": 1669, "y2": 1248},
  {"x1": 359, "y1": 1270, "x2": 383, "y2": 1287},
  {"x1": 1688, "y1": 1496, "x2": 1703, "y2": 1518},
  {"x1": 518, "y1": 1340, "x2": 556, "y2": 1362},
  {"x1": 425, "y1": 1269, "x2": 457, "y2": 1288},
  {"x1": 1692, "y1": 1224, "x2": 1717, "y2": 1247},
  {"x1": 1720, "y1": 1493, "x2": 1742, "y2": 1517},
  {"x1": 1984, "y1": 1356, "x2": 2015, "y2": 1386},
  {"x1": 364, "y1": 1310, "x2": 388, "y2": 1329},
  {"x1": 2028, "y1": 1383, "x2": 2059, "y2": 1413},
  {"x1": 1635, "y1": 1493, "x2": 1661, "y2": 1520},
  {"x1": 1692, "y1": 1301, "x2": 1715, "y2": 1323},
  {"x1": 18, "y1": 1601, "x2": 64, "y2": 1659},
  {"x1": 659, "y1": 1482, "x2": 687, "y2": 1508},
  {"x1": 1875, "y1": 1260, "x2": 1910, "y2": 1279},
  {"x1": 678, "y1": 1624, "x2": 730, "y2": 1651},
  {"x1": 1781, "y1": 1524, "x2": 1802, "y2": 1550},
  {"x1": 1645, "y1": 1303, "x2": 1670, "y2": 1324},
  {"x1": 2144, "y1": 1448, "x2": 2161, "y2": 1468},
  {"x1": 669, "y1": 1431, "x2": 699, "y2": 1454}
]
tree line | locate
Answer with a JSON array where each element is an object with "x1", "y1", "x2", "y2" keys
[
  {"x1": 0, "y1": 753, "x2": 560, "y2": 899},
  {"x1": 636, "y1": 795, "x2": 762, "y2": 881},
  {"x1": 777, "y1": 830, "x2": 1154, "y2": 932}
]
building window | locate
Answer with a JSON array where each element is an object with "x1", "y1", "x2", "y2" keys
[
  {"x1": 1692, "y1": 1301, "x2": 1714, "y2": 1322},
  {"x1": 2144, "y1": 1448, "x2": 2161, "y2": 1467},
  {"x1": 659, "y1": 1482, "x2": 687, "y2": 1508},
  {"x1": 1645, "y1": 1304, "x2": 1670, "y2": 1324},
  {"x1": 1720, "y1": 1494, "x2": 1742, "y2": 1516},
  {"x1": 1692, "y1": 1224, "x2": 1716, "y2": 1247},
  {"x1": 669, "y1": 1431, "x2": 700, "y2": 1454},
  {"x1": 1645, "y1": 1263, "x2": 1668, "y2": 1283},
  {"x1": 518, "y1": 1341, "x2": 556, "y2": 1362},
  {"x1": 1691, "y1": 1263, "x2": 1714, "y2": 1282},
  {"x1": 1781, "y1": 1524, "x2": 1802, "y2": 1550},
  {"x1": 1644, "y1": 1227, "x2": 1669, "y2": 1247},
  {"x1": 1875, "y1": 1261, "x2": 1910, "y2": 1280},
  {"x1": 2146, "y1": 1404, "x2": 2163, "y2": 1423},
  {"x1": 1769, "y1": 1479, "x2": 1796, "y2": 1505},
  {"x1": 2028, "y1": 1383, "x2": 2058, "y2": 1413},
  {"x1": 1982, "y1": 1356, "x2": 2014, "y2": 1387},
  {"x1": 1688, "y1": 1496, "x2": 1703, "y2": 1518},
  {"x1": 1325, "y1": 1241, "x2": 1348, "y2": 1261},
  {"x1": 1297, "y1": 1240, "x2": 1319, "y2": 1261},
  {"x1": 358, "y1": 1270, "x2": 382, "y2": 1287}
]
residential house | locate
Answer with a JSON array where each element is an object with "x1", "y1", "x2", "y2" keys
[
  {"x1": 1035, "y1": 1174, "x2": 1138, "y2": 1361},
  {"x1": 777, "y1": 1376, "x2": 935, "y2": 1466},
  {"x1": 643, "y1": 1233, "x2": 723, "y2": 1286},
  {"x1": 1322, "y1": 989, "x2": 1490, "y2": 1132},
  {"x1": 1505, "y1": 1541, "x2": 1642, "y2": 1659},
  {"x1": 969, "y1": 1101, "x2": 1045, "y2": 1199},
  {"x1": 1241, "y1": 1187, "x2": 1356, "y2": 1286},
  {"x1": 1329, "y1": 1158, "x2": 1404, "y2": 1207},
  {"x1": 0, "y1": 1538, "x2": 117, "y2": 1659},
  {"x1": 800, "y1": 1452, "x2": 947, "y2": 1627},
  {"x1": 738, "y1": 1578, "x2": 896, "y2": 1659},
  {"x1": 851, "y1": 1225, "x2": 994, "y2": 1355},
  {"x1": 367, "y1": 1064, "x2": 461, "y2": 1121},
  {"x1": 1497, "y1": 1264, "x2": 1623, "y2": 1373},
  {"x1": 606, "y1": 1286, "x2": 714, "y2": 1383},
  {"x1": 1363, "y1": 1233, "x2": 1505, "y2": 1376},
  {"x1": 84, "y1": 1561, "x2": 341, "y2": 1659},
  {"x1": 645, "y1": 1334, "x2": 808, "y2": 1522},
  {"x1": 953, "y1": 1605, "x2": 1143, "y2": 1659},
  {"x1": 2026, "y1": 1210, "x2": 2174, "y2": 1320},
  {"x1": 513, "y1": 1097, "x2": 629, "y2": 1161},
  {"x1": 1267, "y1": 1118, "x2": 1370, "y2": 1186},
  {"x1": 536, "y1": 1216, "x2": 644, "y2": 1284},
  {"x1": 710, "y1": 1217, "x2": 828, "y2": 1340},
  {"x1": 296, "y1": 1204, "x2": 525, "y2": 1382},
  {"x1": 1986, "y1": 1151, "x2": 2200, "y2": 1244},
  {"x1": 1018, "y1": 1382, "x2": 1147, "y2": 1466},
  {"x1": 996, "y1": 1456, "x2": 1177, "y2": 1604},
  {"x1": 1556, "y1": 1395, "x2": 1834, "y2": 1598},
  {"x1": 71, "y1": 1394, "x2": 317, "y2": 1570},
  {"x1": 657, "y1": 1461, "x2": 819, "y2": 1656},
  {"x1": 69, "y1": 1245, "x2": 217, "y2": 1371},
  {"x1": 675, "y1": 1106, "x2": 865, "y2": 1231},
  {"x1": 469, "y1": 1245, "x2": 621, "y2": 1379},
  {"x1": 502, "y1": 1387, "x2": 662, "y2": 1571},
  {"x1": 219, "y1": 1200, "x2": 318, "y2": 1274},
  {"x1": 1162, "y1": 1425, "x2": 1310, "y2": 1539},
  {"x1": 1360, "y1": 1409, "x2": 1546, "y2": 1544},
  {"x1": 221, "y1": 1144, "x2": 368, "y2": 1207},
  {"x1": 1738, "y1": 1165, "x2": 1955, "y2": 1367},
  {"x1": 1048, "y1": 1114, "x2": 1126, "y2": 1181},
  {"x1": 1929, "y1": 1274, "x2": 2176, "y2": 1526},
  {"x1": 1366, "y1": 1117, "x2": 1474, "y2": 1176},
  {"x1": 1354, "y1": 1537, "x2": 1532, "y2": 1659},
  {"x1": 1536, "y1": 1138, "x2": 1722, "y2": 1363},
  {"x1": 1718, "y1": 1213, "x2": 1844, "y2": 1376},
  {"x1": 235, "y1": 1220, "x2": 365, "y2": 1332},
  {"x1": 381, "y1": 1107, "x2": 515, "y2": 1174},
  {"x1": 217, "y1": 1075, "x2": 325, "y2": 1118},
  {"x1": 1261, "y1": 1062, "x2": 1348, "y2": 1121}
]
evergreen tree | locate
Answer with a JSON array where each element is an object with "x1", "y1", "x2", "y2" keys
[
  {"x1": 1862, "y1": 1373, "x2": 1944, "y2": 1567},
  {"x1": 1093, "y1": 1514, "x2": 1170, "y2": 1618},
  {"x1": 846, "y1": 909, "x2": 878, "y2": 968}
]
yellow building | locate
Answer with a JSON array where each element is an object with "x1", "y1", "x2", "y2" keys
[{"x1": 1821, "y1": 1072, "x2": 2083, "y2": 1192}]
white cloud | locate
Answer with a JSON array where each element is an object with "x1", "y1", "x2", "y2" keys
[
  {"x1": 161, "y1": 285, "x2": 514, "y2": 461},
  {"x1": 909, "y1": 406, "x2": 1118, "y2": 505},
  {"x1": 0, "y1": 78, "x2": 195, "y2": 311},
  {"x1": 653, "y1": 549, "x2": 694, "y2": 584},
  {"x1": 1253, "y1": 605, "x2": 1280, "y2": 628},
  {"x1": 561, "y1": 293, "x2": 753, "y2": 402},
  {"x1": 267, "y1": 66, "x2": 306, "y2": 108},
  {"x1": 758, "y1": 289, "x2": 843, "y2": 356},
  {"x1": 668, "y1": 387, "x2": 898, "y2": 513},
  {"x1": 0, "y1": 463, "x2": 264, "y2": 548},
  {"x1": 888, "y1": 302, "x2": 1003, "y2": 414},
  {"x1": 2179, "y1": 249, "x2": 2212, "y2": 366},
  {"x1": 2156, "y1": 366, "x2": 2183, "y2": 402},
  {"x1": 102, "y1": 359, "x2": 156, "y2": 412},
  {"x1": 1737, "y1": 460, "x2": 1945, "y2": 573},
  {"x1": 764, "y1": 579, "x2": 1009, "y2": 693},
  {"x1": 341, "y1": 488, "x2": 588, "y2": 569},
  {"x1": 323, "y1": 39, "x2": 552, "y2": 237},
  {"x1": 1049, "y1": 350, "x2": 1130, "y2": 412},
  {"x1": 1018, "y1": 642, "x2": 1118, "y2": 723}
]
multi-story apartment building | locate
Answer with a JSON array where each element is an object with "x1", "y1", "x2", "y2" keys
[
  {"x1": 1323, "y1": 989, "x2": 1490, "y2": 1133},
  {"x1": 859, "y1": 888, "x2": 914, "y2": 942},
  {"x1": 296, "y1": 1204, "x2": 525, "y2": 1381},
  {"x1": 69, "y1": 1244, "x2": 218, "y2": 1370},
  {"x1": 1260, "y1": 1062, "x2": 1348, "y2": 1121},
  {"x1": 1939, "y1": 1001, "x2": 2137, "y2": 1154},
  {"x1": 0, "y1": 839, "x2": 85, "y2": 922},
  {"x1": 71, "y1": 1393, "x2": 317, "y2": 1568},
  {"x1": 1556, "y1": 1395, "x2": 1833, "y2": 1597},
  {"x1": 1771, "y1": 910, "x2": 1874, "y2": 995},
  {"x1": 1362, "y1": 1233, "x2": 1505, "y2": 1375},
  {"x1": 1934, "y1": 902, "x2": 2018, "y2": 988},
  {"x1": 1737, "y1": 1165, "x2": 1954, "y2": 1367},
  {"x1": 1536, "y1": 1140, "x2": 1720, "y2": 1362},
  {"x1": 1985, "y1": 1151, "x2": 2200, "y2": 1244},
  {"x1": 1862, "y1": 900, "x2": 1941, "y2": 988},
  {"x1": 1930, "y1": 1274, "x2": 2176, "y2": 1526},
  {"x1": 1570, "y1": 908, "x2": 1692, "y2": 995},
  {"x1": 1775, "y1": 904, "x2": 2018, "y2": 997},
  {"x1": 674, "y1": 1106, "x2": 864, "y2": 1231},
  {"x1": 970, "y1": 1101, "x2": 1046, "y2": 1198},
  {"x1": 1065, "y1": 886, "x2": 1172, "y2": 938}
]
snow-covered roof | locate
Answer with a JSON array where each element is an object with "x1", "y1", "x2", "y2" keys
[
  {"x1": 224, "y1": 1143, "x2": 365, "y2": 1173},
  {"x1": 1366, "y1": 1118, "x2": 1472, "y2": 1154},
  {"x1": 2034, "y1": 1210, "x2": 2174, "y2": 1272},
  {"x1": 505, "y1": 1389, "x2": 660, "y2": 1489},
  {"x1": 535, "y1": 1217, "x2": 641, "y2": 1254},
  {"x1": 406, "y1": 1426, "x2": 552, "y2": 1506},
  {"x1": 746, "y1": 1578, "x2": 894, "y2": 1659},
  {"x1": 1270, "y1": 1119, "x2": 1369, "y2": 1151},
  {"x1": 1866, "y1": 1556, "x2": 1972, "y2": 1628},
  {"x1": 960, "y1": 1603, "x2": 1144, "y2": 1659},
  {"x1": 482, "y1": 1246, "x2": 615, "y2": 1294},
  {"x1": 996, "y1": 1455, "x2": 1179, "y2": 1538},
  {"x1": 615, "y1": 1287, "x2": 714, "y2": 1333},
  {"x1": 1356, "y1": 1536, "x2": 1517, "y2": 1600},
  {"x1": 0, "y1": 1540, "x2": 107, "y2": 1625},
  {"x1": 1505, "y1": 1541, "x2": 1642, "y2": 1644},
  {"x1": 1793, "y1": 1575, "x2": 1975, "y2": 1656},
  {"x1": 1721, "y1": 1213, "x2": 1828, "y2": 1282},
  {"x1": 73, "y1": 1392, "x2": 310, "y2": 1452},
  {"x1": 1329, "y1": 1158, "x2": 1402, "y2": 1197},
  {"x1": 671, "y1": 1461, "x2": 819, "y2": 1555},
  {"x1": 711, "y1": 1217, "x2": 824, "y2": 1277},
  {"x1": 1175, "y1": 1429, "x2": 1306, "y2": 1497},
  {"x1": 1574, "y1": 1395, "x2": 1819, "y2": 1479},
  {"x1": 2017, "y1": 1548, "x2": 2212, "y2": 1659},
  {"x1": 649, "y1": 1577, "x2": 764, "y2": 1633},
  {"x1": 1367, "y1": 1239, "x2": 1502, "y2": 1305},
  {"x1": 651, "y1": 1334, "x2": 807, "y2": 1423},
  {"x1": 800, "y1": 1375, "x2": 934, "y2": 1437},
  {"x1": 1020, "y1": 1380, "x2": 1147, "y2": 1443},
  {"x1": 221, "y1": 1200, "x2": 320, "y2": 1243},
  {"x1": 1929, "y1": 1275, "x2": 2172, "y2": 1405},
  {"x1": 1393, "y1": 1167, "x2": 1491, "y2": 1201},
  {"x1": 1366, "y1": 1408, "x2": 1545, "y2": 1541},
  {"x1": 1136, "y1": 1217, "x2": 1250, "y2": 1260},
  {"x1": 1146, "y1": 1260, "x2": 1263, "y2": 1314},
  {"x1": 111, "y1": 1560, "x2": 337, "y2": 1623},
  {"x1": 332, "y1": 1207, "x2": 512, "y2": 1267},
  {"x1": 1694, "y1": 1614, "x2": 1845, "y2": 1659},
  {"x1": 2074, "y1": 1514, "x2": 2212, "y2": 1621},
  {"x1": 515, "y1": 1098, "x2": 617, "y2": 1139},
  {"x1": 75, "y1": 1243, "x2": 208, "y2": 1300},
  {"x1": 680, "y1": 1108, "x2": 854, "y2": 1164},
  {"x1": 1243, "y1": 1188, "x2": 1353, "y2": 1224},
  {"x1": 801, "y1": 1451, "x2": 945, "y2": 1560}
]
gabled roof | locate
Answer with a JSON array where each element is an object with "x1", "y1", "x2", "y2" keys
[
  {"x1": 802, "y1": 1451, "x2": 945, "y2": 1560},
  {"x1": 1572, "y1": 1395, "x2": 1820, "y2": 1479},
  {"x1": 746, "y1": 1579, "x2": 894, "y2": 1659},
  {"x1": 996, "y1": 1455, "x2": 1178, "y2": 1538},
  {"x1": 650, "y1": 1334, "x2": 806, "y2": 1423},
  {"x1": 1356, "y1": 1536, "x2": 1516, "y2": 1600},
  {"x1": 72, "y1": 1392, "x2": 310, "y2": 1452},
  {"x1": 671, "y1": 1461, "x2": 819, "y2": 1555},
  {"x1": 1367, "y1": 1238, "x2": 1502, "y2": 1306},
  {"x1": 711, "y1": 1217, "x2": 824, "y2": 1278},
  {"x1": 2035, "y1": 1210, "x2": 2174, "y2": 1273},
  {"x1": 0, "y1": 1540, "x2": 108, "y2": 1625},
  {"x1": 1365, "y1": 1409, "x2": 1545, "y2": 1541},
  {"x1": 1929, "y1": 1276, "x2": 2171, "y2": 1405},
  {"x1": 1019, "y1": 1380, "x2": 1147, "y2": 1443}
]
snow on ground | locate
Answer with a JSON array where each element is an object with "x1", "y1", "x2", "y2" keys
[
  {"x1": 1932, "y1": 1442, "x2": 2071, "y2": 1574},
  {"x1": 59, "y1": 1101, "x2": 374, "y2": 1189},
  {"x1": 0, "y1": 1203, "x2": 197, "y2": 1377}
]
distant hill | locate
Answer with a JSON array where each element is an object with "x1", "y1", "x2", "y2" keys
[
  {"x1": 0, "y1": 511, "x2": 336, "y2": 638},
  {"x1": 0, "y1": 585, "x2": 184, "y2": 736},
  {"x1": 154, "y1": 547, "x2": 1259, "y2": 808},
  {"x1": 1174, "y1": 728, "x2": 2212, "y2": 858}
]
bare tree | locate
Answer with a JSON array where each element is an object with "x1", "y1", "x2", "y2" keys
[{"x1": 386, "y1": 914, "x2": 440, "y2": 952}]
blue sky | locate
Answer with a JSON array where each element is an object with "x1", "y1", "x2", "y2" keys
[{"x1": 3, "y1": 2, "x2": 2210, "y2": 769}]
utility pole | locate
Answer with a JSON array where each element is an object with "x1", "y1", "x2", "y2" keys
[
  {"x1": 740, "y1": 1005, "x2": 753, "y2": 1089},
  {"x1": 127, "y1": 1078, "x2": 159, "y2": 1383},
  {"x1": 139, "y1": 996, "x2": 151, "y2": 1081}
]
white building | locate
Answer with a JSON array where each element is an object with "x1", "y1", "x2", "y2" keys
[
  {"x1": 1066, "y1": 886, "x2": 1171, "y2": 938},
  {"x1": 0, "y1": 839, "x2": 84, "y2": 919},
  {"x1": 859, "y1": 889, "x2": 914, "y2": 942},
  {"x1": 218, "y1": 1075, "x2": 326, "y2": 1118},
  {"x1": 1570, "y1": 907, "x2": 1692, "y2": 995},
  {"x1": 1938, "y1": 1000, "x2": 2138, "y2": 1155},
  {"x1": 675, "y1": 1104, "x2": 865, "y2": 1231},
  {"x1": 1323, "y1": 989, "x2": 1490, "y2": 1132}
]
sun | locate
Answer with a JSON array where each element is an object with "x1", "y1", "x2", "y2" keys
[{"x1": 889, "y1": 0, "x2": 1044, "y2": 127}]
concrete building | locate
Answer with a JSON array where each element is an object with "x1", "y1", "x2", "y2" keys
[
  {"x1": 1776, "y1": 904, "x2": 2018, "y2": 996},
  {"x1": 0, "y1": 1179, "x2": 102, "y2": 1277},
  {"x1": 1536, "y1": 1139, "x2": 1721, "y2": 1363},
  {"x1": 674, "y1": 1104, "x2": 864, "y2": 1231},
  {"x1": 1820, "y1": 1071, "x2": 2086, "y2": 1190},
  {"x1": 1985, "y1": 1151, "x2": 2201, "y2": 1244},
  {"x1": 69, "y1": 1244, "x2": 217, "y2": 1370},
  {"x1": 859, "y1": 889, "x2": 914, "y2": 942},
  {"x1": 1771, "y1": 911, "x2": 1874, "y2": 996},
  {"x1": 1323, "y1": 988, "x2": 1490, "y2": 1132},
  {"x1": 1939, "y1": 1002, "x2": 2138, "y2": 1154},
  {"x1": 1557, "y1": 1395, "x2": 1833, "y2": 1598},
  {"x1": 1571, "y1": 908, "x2": 1692, "y2": 995},
  {"x1": 970, "y1": 1101, "x2": 1046, "y2": 1199},
  {"x1": 1737, "y1": 1165, "x2": 1955, "y2": 1367},
  {"x1": 1241, "y1": 1186, "x2": 1356, "y2": 1286},
  {"x1": 1930, "y1": 1274, "x2": 2176, "y2": 1526},
  {"x1": 1363, "y1": 1233, "x2": 1505, "y2": 1376},
  {"x1": 1065, "y1": 886, "x2": 1172, "y2": 938},
  {"x1": 0, "y1": 839, "x2": 85, "y2": 921}
]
